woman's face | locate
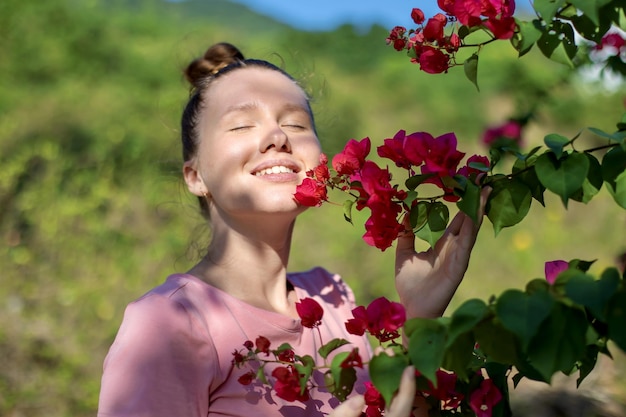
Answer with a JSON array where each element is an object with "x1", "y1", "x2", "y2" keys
[{"x1": 184, "y1": 67, "x2": 322, "y2": 219}]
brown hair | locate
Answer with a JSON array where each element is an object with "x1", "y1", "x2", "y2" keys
[{"x1": 180, "y1": 42, "x2": 315, "y2": 217}]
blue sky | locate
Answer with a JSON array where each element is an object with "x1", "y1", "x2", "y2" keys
[{"x1": 229, "y1": 0, "x2": 440, "y2": 31}]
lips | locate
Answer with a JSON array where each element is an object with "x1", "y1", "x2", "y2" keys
[
  {"x1": 254, "y1": 165, "x2": 295, "y2": 176},
  {"x1": 251, "y1": 160, "x2": 301, "y2": 177}
]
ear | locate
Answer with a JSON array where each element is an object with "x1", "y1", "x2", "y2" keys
[{"x1": 183, "y1": 160, "x2": 209, "y2": 197}]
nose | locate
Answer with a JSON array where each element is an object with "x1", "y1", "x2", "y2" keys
[{"x1": 260, "y1": 125, "x2": 291, "y2": 153}]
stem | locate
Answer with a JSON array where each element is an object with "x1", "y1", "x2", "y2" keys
[{"x1": 584, "y1": 143, "x2": 619, "y2": 153}]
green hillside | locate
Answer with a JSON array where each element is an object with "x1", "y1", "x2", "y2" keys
[{"x1": 1, "y1": 0, "x2": 624, "y2": 415}]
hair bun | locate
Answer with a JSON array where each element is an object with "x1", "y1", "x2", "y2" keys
[{"x1": 184, "y1": 42, "x2": 245, "y2": 88}]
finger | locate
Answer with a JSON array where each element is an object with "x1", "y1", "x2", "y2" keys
[
  {"x1": 329, "y1": 395, "x2": 365, "y2": 417},
  {"x1": 396, "y1": 214, "x2": 415, "y2": 252},
  {"x1": 386, "y1": 366, "x2": 416, "y2": 417}
]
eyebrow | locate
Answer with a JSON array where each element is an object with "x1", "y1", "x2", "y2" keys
[{"x1": 222, "y1": 102, "x2": 310, "y2": 117}]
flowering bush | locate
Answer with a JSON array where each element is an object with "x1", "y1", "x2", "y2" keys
[
  {"x1": 234, "y1": 2, "x2": 626, "y2": 416},
  {"x1": 232, "y1": 258, "x2": 625, "y2": 417},
  {"x1": 385, "y1": 0, "x2": 626, "y2": 88},
  {"x1": 294, "y1": 121, "x2": 625, "y2": 251}
]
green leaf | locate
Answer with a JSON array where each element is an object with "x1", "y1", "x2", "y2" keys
[
  {"x1": 602, "y1": 146, "x2": 626, "y2": 208},
  {"x1": 564, "y1": 269, "x2": 620, "y2": 321},
  {"x1": 535, "y1": 151, "x2": 589, "y2": 207},
  {"x1": 495, "y1": 289, "x2": 554, "y2": 350},
  {"x1": 343, "y1": 199, "x2": 354, "y2": 224},
  {"x1": 464, "y1": 53, "x2": 479, "y2": 92},
  {"x1": 569, "y1": 0, "x2": 601, "y2": 25},
  {"x1": 533, "y1": 0, "x2": 566, "y2": 22},
  {"x1": 588, "y1": 127, "x2": 626, "y2": 143},
  {"x1": 456, "y1": 181, "x2": 481, "y2": 224},
  {"x1": 294, "y1": 355, "x2": 316, "y2": 394},
  {"x1": 602, "y1": 146, "x2": 626, "y2": 183},
  {"x1": 526, "y1": 303, "x2": 588, "y2": 382},
  {"x1": 410, "y1": 202, "x2": 429, "y2": 231},
  {"x1": 474, "y1": 319, "x2": 522, "y2": 365},
  {"x1": 415, "y1": 202, "x2": 449, "y2": 247},
  {"x1": 570, "y1": 153, "x2": 603, "y2": 204},
  {"x1": 513, "y1": 19, "x2": 544, "y2": 56},
  {"x1": 606, "y1": 170, "x2": 626, "y2": 209},
  {"x1": 406, "y1": 173, "x2": 435, "y2": 191},
  {"x1": 536, "y1": 21, "x2": 578, "y2": 67},
  {"x1": 329, "y1": 352, "x2": 357, "y2": 401},
  {"x1": 447, "y1": 298, "x2": 489, "y2": 347},
  {"x1": 407, "y1": 318, "x2": 448, "y2": 383},
  {"x1": 486, "y1": 177, "x2": 532, "y2": 235},
  {"x1": 606, "y1": 287, "x2": 626, "y2": 352},
  {"x1": 544, "y1": 133, "x2": 570, "y2": 159},
  {"x1": 577, "y1": 344, "x2": 599, "y2": 387},
  {"x1": 442, "y1": 332, "x2": 475, "y2": 381},
  {"x1": 318, "y1": 338, "x2": 351, "y2": 359},
  {"x1": 369, "y1": 352, "x2": 408, "y2": 406}
]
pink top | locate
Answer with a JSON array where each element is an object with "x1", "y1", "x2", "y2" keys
[{"x1": 98, "y1": 267, "x2": 373, "y2": 417}]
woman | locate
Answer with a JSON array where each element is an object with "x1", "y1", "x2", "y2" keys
[{"x1": 97, "y1": 42, "x2": 487, "y2": 417}]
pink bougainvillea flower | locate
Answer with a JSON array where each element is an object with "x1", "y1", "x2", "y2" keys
[
  {"x1": 231, "y1": 349, "x2": 246, "y2": 366},
  {"x1": 358, "y1": 161, "x2": 404, "y2": 211},
  {"x1": 378, "y1": 130, "x2": 415, "y2": 169},
  {"x1": 362, "y1": 211, "x2": 404, "y2": 251},
  {"x1": 437, "y1": 0, "x2": 456, "y2": 15},
  {"x1": 457, "y1": 154, "x2": 490, "y2": 182},
  {"x1": 484, "y1": 16, "x2": 517, "y2": 39},
  {"x1": 469, "y1": 378, "x2": 502, "y2": 417},
  {"x1": 453, "y1": 0, "x2": 484, "y2": 27},
  {"x1": 411, "y1": 8, "x2": 425, "y2": 24},
  {"x1": 272, "y1": 365, "x2": 310, "y2": 402},
  {"x1": 423, "y1": 14, "x2": 447, "y2": 42},
  {"x1": 295, "y1": 297, "x2": 324, "y2": 328},
  {"x1": 364, "y1": 381, "x2": 385, "y2": 417},
  {"x1": 484, "y1": 0, "x2": 516, "y2": 18},
  {"x1": 418, "y1": 46, "x2": 450, "y2": 74},
  {"x1": 237, "y1": 371, "x2": 256, "y2": 386},
  {"x1": 340, "y1": 348, "x2": 363, "y2": 369},
  {"x1": 418, "y1": 369, "x2": 465, "y2": 409},
  {"x1": 277, "y1": 348, "x2": 295, "y2": 363},
  {"x1": 595, "y1": 32, "x2": 626, "y2": 54},
  {"x1": 255, "y1": 336, "x2": 271, "y2": 355},
  {"x1": 482, "y1": 120, "x2": 522, "y2": 147},
  {"x1": 386, "y1": 26, "x2": 408, "y2": 51},
  {"x1": 419, "y1": 132, "x2": 465, "y2": 179},
  {"x1": 294, "y1": 177, "x2": 327, "y2": 207},
  {"x1": 294, "y1": 154, "x2": 329, "y2": 207},
  {"x1": 545, "y1": 260, "x2": 569, "y2": 285},
  {"x1": 310, "y1": 153, "x2": 330, "y2": 183},
  {"x1": 346, "y1": 297, "x2": 406, "y2": 342},
  {"x1": 332, "y1": 137, "x2": 372, "y2": 176}
]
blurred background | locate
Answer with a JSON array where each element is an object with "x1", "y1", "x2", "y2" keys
[{"x1": 1, "y1": 0, "x2": 625, "y2": 415}]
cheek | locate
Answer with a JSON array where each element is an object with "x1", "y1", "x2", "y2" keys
[{"x1": 302, "y1": 138, "x2": 323, "y2": 165}]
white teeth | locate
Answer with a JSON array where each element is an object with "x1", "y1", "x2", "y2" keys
[{"x1": 254, "y1": 166, "x2": 295, "y2": 176}]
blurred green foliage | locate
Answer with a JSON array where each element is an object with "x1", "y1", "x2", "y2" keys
[{"x1": 1, "y1": 0, "x2": 625, "y2": 416}]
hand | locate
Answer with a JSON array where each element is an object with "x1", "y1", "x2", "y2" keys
[
  {"x1": 329, "y1": 366, "x2": 424, "y2": 417},
  {"x1": 395, "y1": 187, "x2": 491, "y2": 319}
]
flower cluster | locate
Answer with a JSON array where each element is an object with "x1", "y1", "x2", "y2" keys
[
  {"x1": 232, "y1": 295, "x2": 509, "y2": 417},
  {"x1": 481, "y1": 120, "x2": 523, "y2": 148},
  {"x1": 294, "y1": 129, "x2": 489, "y2": 250},
  {"x1": 386, "y1": 1, "x2": 516, "y2": 74}
]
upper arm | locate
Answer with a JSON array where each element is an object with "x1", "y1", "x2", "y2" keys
[{"x1": 98, "y1": 295, "x2": 215, "y2": 417}]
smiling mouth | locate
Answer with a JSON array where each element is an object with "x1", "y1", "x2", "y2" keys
[{"x1": 254, "y1": 166, "x2": 296, "y2": 176}]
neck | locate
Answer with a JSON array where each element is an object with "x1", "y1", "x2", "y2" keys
[{"x1": 188, "y1": 212, "x2": 298, "y2": 316}]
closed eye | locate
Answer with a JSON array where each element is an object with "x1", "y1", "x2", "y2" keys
[
  {"x1": 282, "y1": 124, "x2": 307, "y2": 130},
  {"x1": 230, "y1": 125, "x2": 253, "y2": 132}
]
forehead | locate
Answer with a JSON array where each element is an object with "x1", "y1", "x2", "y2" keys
[{"x1": 205, "y1": 67, "x2": 309, "y2": 117}]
